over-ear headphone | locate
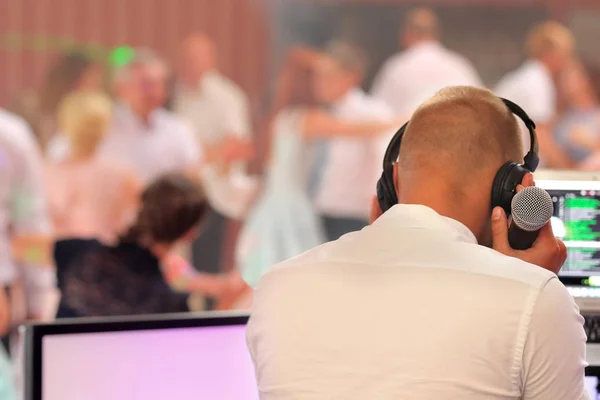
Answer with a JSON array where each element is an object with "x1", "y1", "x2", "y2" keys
[{"x1": 376, "y1": 98, "x2": 539, "y2": 215}]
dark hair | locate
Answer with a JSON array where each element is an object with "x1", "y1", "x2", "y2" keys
[
  {"x1": 120, "y1": 174, "x2": 207, "y2": 245},
  {"x1": 39, "y1": 51, "x2": 96, "y2": 114}
]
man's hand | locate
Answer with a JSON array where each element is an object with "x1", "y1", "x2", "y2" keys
[
  {"x1": 490, "y1": 173, "x2": 566, "y2": 274},
  {"x1": 219, "y1": 136, "x2": 255, "y2": 165},
  {"x1": 491, "y1": 206, "x2": 566, "y2": 274}
]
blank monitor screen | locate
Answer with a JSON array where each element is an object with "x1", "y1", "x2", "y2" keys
[
  {"x1": 587, "y1": 375, "x2": 599, "y2": 399},
  {"x1": 536, "y1": 180, "x2": 600, "y2": 277},
  {"x1": 26, "y1": 314, "x2": 257, "y2": 400}
]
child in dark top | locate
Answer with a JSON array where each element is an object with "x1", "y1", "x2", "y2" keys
[{"x1": 54, "y1": 173, "x2": 208, "y2": 318}]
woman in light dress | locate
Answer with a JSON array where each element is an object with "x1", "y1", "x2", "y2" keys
[
  {"x1": 553, "y1": 60, "x2": 600, "y2": 169},
  {"x1": 45, "y1": 91, "x2": 140, "y2": 244},
  {"x1": 237, "y1": 48, "x2": 402, "y2": 288}
]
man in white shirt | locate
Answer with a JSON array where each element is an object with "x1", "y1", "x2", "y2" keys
[
  {"x1": 0, "y1": 109, "x2": 54, "y2": 324},
  {"x1": 312, "y1": 41, "x2": 395, "y2": 240},
  {"x1": 371, "y1": 7, "x2": 482, "y2": 117},
  {"x1": 47, "y1": 49, "x2": 201, "y2": 183},
  {"x1": 495, "y1": 21, "x2": 574, "y2": 168},
  {"x1": 173, "y1": 34, "x2": 255, "y2": 277},
  {"x1": 247, "y1": 86, "x2": 588, "y2": 399},
  {"x1": 101, "y1": 49, "x2": 201, "y2": 184}
]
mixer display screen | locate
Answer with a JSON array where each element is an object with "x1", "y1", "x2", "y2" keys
[{"x1": 538, "y1": 181, "x2": 600, "y2": 277}]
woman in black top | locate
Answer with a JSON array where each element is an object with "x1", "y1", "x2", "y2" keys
[{"x1": 54, "y1": 173, "x2": 207, "y2": 318}]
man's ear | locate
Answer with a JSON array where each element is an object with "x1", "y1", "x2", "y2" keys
[{"x1": 369, "y1": 195, "x2": 383, "y2": 224}]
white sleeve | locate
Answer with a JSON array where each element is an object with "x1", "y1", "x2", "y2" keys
[
  {"x1": 11, "y1": 124, "x2": 56, "y2": 315},
  {"x1": 521, "y1": 277, "x2": 589, "y2": 400}
]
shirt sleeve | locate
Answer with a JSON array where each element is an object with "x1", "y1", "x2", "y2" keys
[
  {"x1": 11, "y1": 123, "x2": 56, "y2": 315},
  {"x1": 521, "y1": 277, "x2": 589, "y2": 400}
]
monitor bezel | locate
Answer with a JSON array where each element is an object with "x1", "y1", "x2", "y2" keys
[{"x1": 24, "y1": 311, "x2": 250, "y2": 400}]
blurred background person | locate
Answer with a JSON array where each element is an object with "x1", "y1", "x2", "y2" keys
[
  {"x1": 371, "y1": 7, "x2": 482, "y2": 117},
  {"x1": 45, "y1": 92, "x2": 140, "y2": 244},
  {"x1": 48, "y1": 49, "x2": 201, "y2": 183},
  {"x1": 54, "y1": 174, "x2": 236, "y2": 318},
  {"x1": 0, "y1": 107, "x2": 55, "y2": 326},
  {"x1": 100, "y1": 49, "x2": 201, "y2": 183},
  {"x1": 37, "y1": 52, "x2": 104, "y2": 154},
  {"x1": 236, "y1": 47, "x2": 402, "y2": 288},
  {"x1": 313, "y1": 40, "x2": 395, "y2": 241},
  {"x1": 554, "y1": 60, "x2": 600, "y2": 168},
  {"x1": 173, "y1": 33, "x2": 255, "y2": 280},
  {"x1": 0, "y1": 288, "x2": 15, "y2": 400},
  {"x1": 495, "y1": 21, "x2": 574, "y2": 167}
]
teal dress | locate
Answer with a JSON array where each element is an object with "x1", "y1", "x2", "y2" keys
[
  {"x1": 236, "y1": 110, "x2": 325, "y2": 287},
  {"x1": 0, "y1": 346, "x2": 16, "y2": 400}
]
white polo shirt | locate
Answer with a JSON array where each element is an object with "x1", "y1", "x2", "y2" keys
[
  {"x1": 173, "y1": 71, "x2": 256, "y2": 219},
  {"x1": 371, "y1": 41, "x2": 483, "y2": 116},
  {"x1": 315, "y1": 88, "x2": 394, "y2": 219},
  {"x1": 247, "y1": 204, "x2": 589, "y2": 400}
]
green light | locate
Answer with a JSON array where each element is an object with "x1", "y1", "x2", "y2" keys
[
  {"x1": 109, "y1": 46, "x2": 135, "y2": 67},
  {"x1": 589, "y1": 276, "x2": 600, "y2": 287}
]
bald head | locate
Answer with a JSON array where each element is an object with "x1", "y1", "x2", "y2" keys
[
  {"x1": 400, "y1": 86, "x2": 522, "y2": 178},
  {"x1": 392, "y1": 86, "x2": 524, "y2": 245},
  {"x1": 402, "y1": 8, "x2": 440, "y2": 48},
  {"x1": 179, "y1": 33, "x2": 217, "y2": 86}
]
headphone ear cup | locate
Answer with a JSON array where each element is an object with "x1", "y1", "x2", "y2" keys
[
  {"x1": 376, "y1": 166, "x2": 397, "y2": 213},
  {"x1": 491, "y1": 162, "x2": 529, "y2": 214}
]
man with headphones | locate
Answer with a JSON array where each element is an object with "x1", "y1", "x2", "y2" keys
[{"x1": 247, "y1": 86, "x2": 587, "y2": 399}]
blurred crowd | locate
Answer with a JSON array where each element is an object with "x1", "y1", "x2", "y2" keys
[
  {"x1": 0, "y1": 4, "x2": 596, "y2": 398},
  {"x1": 0, "y1": 3, "x2": 597, "y2": 357}
]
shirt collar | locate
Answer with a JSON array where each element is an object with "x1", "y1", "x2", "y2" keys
[{"x1": 374, "y1": 204, "x2": 478, "y2": 245}]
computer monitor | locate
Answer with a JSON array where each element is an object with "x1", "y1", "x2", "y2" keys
[
  {"x1": 24, "y1": 312, "x2": 256, "y2": 400},
  {"x1": 536, "y1": 179, "x2": 600, "y2": 278}
]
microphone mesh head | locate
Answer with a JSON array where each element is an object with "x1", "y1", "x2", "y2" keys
[{"x1": 511, "y1": 186, "x2": 554, "y2": 232}]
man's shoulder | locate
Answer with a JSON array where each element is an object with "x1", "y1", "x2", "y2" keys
[
  {"x1": 204, "y1": 72, "x2": 249, "y2": 104},
  {"x1": 496, "y1": 61, "x2": 551, "y2": 92},
  {"x1": 467, "y1": 243, "x2": 558, "y2": 288},
  {"x1": 0, "y1": 108, "x2": 36, "y2": 149}
]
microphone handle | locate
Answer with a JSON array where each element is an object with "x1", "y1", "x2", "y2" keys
[{"x1": 508, "y1": 223, "x2": 541, "y2": 250}]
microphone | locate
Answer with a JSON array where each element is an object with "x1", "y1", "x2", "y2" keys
[{"x1": 508, "y1": 186, "x2": 554, "y2": 250}]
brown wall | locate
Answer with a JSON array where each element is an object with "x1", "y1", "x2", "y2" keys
[{"x1": 0, "y1": 0, "x2": 269, "y2": 109}]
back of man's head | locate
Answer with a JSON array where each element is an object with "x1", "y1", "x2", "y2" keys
[
  {"x1": 399, "y1": 86, "x2": 522, "y2": 195},
  {"x1": 402, "y1": 7, "x2": 440, "y2": 46}
]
